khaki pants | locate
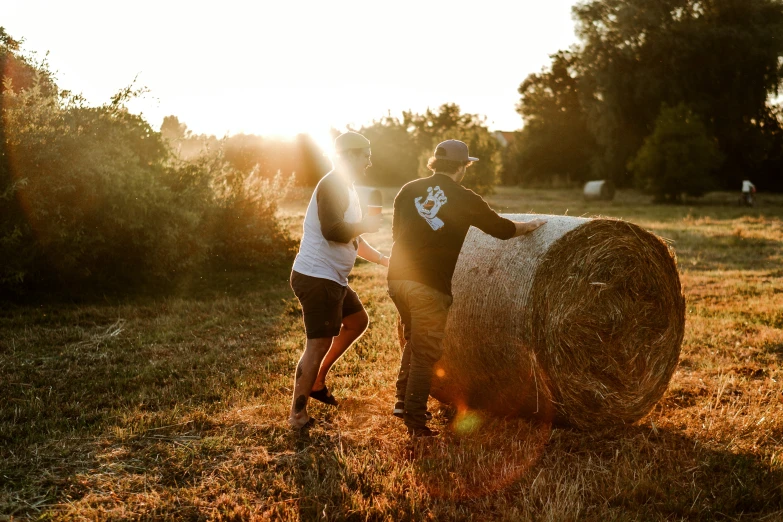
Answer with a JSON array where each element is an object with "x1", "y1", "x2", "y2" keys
[{"x1": 388, "y1": 280, "x2": 453, "y2": 429}]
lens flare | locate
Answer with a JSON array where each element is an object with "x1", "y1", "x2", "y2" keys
[{"x1": 453, "y1": 409, "x2": 482, "y2": 435}]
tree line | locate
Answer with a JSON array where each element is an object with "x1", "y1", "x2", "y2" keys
[
  {"x1": 160, "y1": 102, "x2": 503, "y2": 197},
  {"x1": 209, "y1": 0, "x2": 783, "y2": 202},
  {"x1": 201, "y1": 0, "x2": 783, "y2": 202},
  {"x1": 508, "y1": 0, "x2": 783, "y2": 200}
]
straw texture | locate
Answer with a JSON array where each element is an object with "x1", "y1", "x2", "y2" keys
[{"x1": 428, "y1": 215, "x2": 685, "y2": 429}]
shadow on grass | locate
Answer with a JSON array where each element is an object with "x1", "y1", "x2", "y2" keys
[
  {"x1": 399, "y1": 419, "x2": 783, "y2": 519},
  {"x1": 0, "y1": 266, "x2": 298, "y2": 518},
  {"x1": 275, "y1": 417, "x2": 783, "y2": 520},
  {"x1": 0, "y1": 262, "x2": 294, "y2": 309}
]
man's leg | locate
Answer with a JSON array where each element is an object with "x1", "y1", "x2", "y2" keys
[
  {"x1": 312, "y1": 309, "x2": 369, "y2": 392},
  {"x1": 390, "y1": 296, "x2": 413, "y2": 404},
  {"x1": 404, "y1": 335, "x2": 443, "y2": 430},
  {"x1": 403, "y1": 285, "x2": 451, "y2": 431},
  {"x1": 289, "y1": 337, "x2": 332, "y2": 428},
  {"x1": 288, "y1": 271, "x2": 346, "y2": 427},
  {"x1": 396, "y1": 340, "x2": 412, "y2": 404}
]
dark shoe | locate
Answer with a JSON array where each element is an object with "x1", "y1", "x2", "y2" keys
[
  {"x1": 407, "y1": 426, "x2": 439, "y2": 438},
  {"x1": 393, "y1": 401, "x2": 432, "y2": 420},
  {"x1": 292, "y1": 417, "x2": 316, "y2": 431},
  {"x1": 310, "y1": 386, "x2": 338, "y2": 407}
]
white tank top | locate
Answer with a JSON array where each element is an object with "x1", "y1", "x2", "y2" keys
[{"x1": 292, "y1": 174, "x2": 362, "y2": 285}]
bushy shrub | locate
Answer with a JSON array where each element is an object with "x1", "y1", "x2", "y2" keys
[
  {"x1": 1, "y1": 43, "x2": 294, "y2": 297},
  {"x1": 160, "y1": 142, "x2": 297, "y2": 270},
  {"x1": 200, "y1": 156, "x2": 296, "y2": 267},
  {"x1": 2, "y1": 83, "x2": 206, "y2": 293},
  {"x1": 630, "y1": 104, "x2": 723, "y2": 202}
]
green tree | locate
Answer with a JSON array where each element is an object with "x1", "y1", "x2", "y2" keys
[
  {"x1": 573, "y1": 0, "x2": 783, "y2": 187},
  {"x1": 754, "y1": 104, "x2": 783, "y2": 191},
  {"x1": 405, "y1": 104, "x2": 500, "y2": 194},
  {"x1": 1, "y1": 30, "x2": 62, "y2": 288},
  {"x1": 223, "y1": 133, "x2": 266, "y2": 174},
  {"x1": 418, "y1": 125, "x2": 501, "y2": 195},
  {"x1": 511, "y1": 51, "x2": 597, "y2": 186},
  {"x1": 359, "y1": 115, "x2": 419, "y2": 186},
  {"x1": 629, "y1": 103, "x2": 723, "y2": 201},
  {"x1": 0, "y1": 27, "x2": 54, "y2": 96},
  {"x1": 160, "y1": 115, "x2": 189, "y2": 142}
]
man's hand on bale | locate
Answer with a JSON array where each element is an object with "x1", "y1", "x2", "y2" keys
[{"x1": 513, "y1": 218, "x2": 547, "y2": 237}]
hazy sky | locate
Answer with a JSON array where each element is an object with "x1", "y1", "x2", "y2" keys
[{"x1": 5, "y1": 0, "x2": 579, "y2": 149}]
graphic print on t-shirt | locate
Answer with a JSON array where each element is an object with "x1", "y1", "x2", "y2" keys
[{"x1": 414, "y1": 186, "x2": 448, "y2": 231}]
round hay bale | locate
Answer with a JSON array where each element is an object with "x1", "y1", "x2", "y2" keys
[
  {"x1": 583, "y1": 180, "x2": 616, "y2": 201},
  {"x1": 429, "y1": 215, "x2": 684, "y2": 429}
]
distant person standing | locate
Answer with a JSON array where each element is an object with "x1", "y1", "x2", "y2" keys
[
  {"x1": 387, "y1": 139, "x2": 546, "y2": 437},
  {"x1": 742, "y1": 180, "x2": 756, "y2": 207},
  {"x1": 288, "y1": 131, "x2": 389, "y2": 430}
]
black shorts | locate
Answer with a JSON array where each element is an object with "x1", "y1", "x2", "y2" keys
[{"x1": 290, "y1": 270, "x2": 365, "y2": 339}]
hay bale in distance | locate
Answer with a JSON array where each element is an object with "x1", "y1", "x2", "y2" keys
[
  {"x1": 583, "y1": 180, "x2": 616, "y2": 201},
  {"x1": 429, "y1": 215, "x2": 685, "y2": 429}
]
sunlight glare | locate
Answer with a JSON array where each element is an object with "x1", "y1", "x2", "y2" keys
[{"x1": 453, "y1": 409, "x2": 483, "y2": 436}]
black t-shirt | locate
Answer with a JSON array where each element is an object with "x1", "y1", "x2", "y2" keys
[{"x1": 387, "y1": 173, "x2": 516, "y2": 296}]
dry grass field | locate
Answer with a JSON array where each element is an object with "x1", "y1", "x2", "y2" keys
[{"x1": 2, "y1": 187, "x2": 783, "y2": 520}]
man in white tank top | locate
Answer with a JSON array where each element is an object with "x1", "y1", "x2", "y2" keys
[{"x1": 288, "y1": 132, "x2": 389, "y2": 430}]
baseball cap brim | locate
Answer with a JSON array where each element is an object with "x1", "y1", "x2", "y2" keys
[
  {"x1": 334, "y1": 131, "x2": 371, "y2": 152},
  {"x1": 434, "y1": 154, "x2": 480, "y2": 162}
]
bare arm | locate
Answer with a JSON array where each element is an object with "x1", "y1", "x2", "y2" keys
[
  {"x1": 512, "y1": 218, "x2": 547, "y2": 238},
  {"x1": 357, "y1": 237, "x2": 389, "y2": 267},
  {"x1": 317, "y1": 175, "x2": 381, "y2": 242}
]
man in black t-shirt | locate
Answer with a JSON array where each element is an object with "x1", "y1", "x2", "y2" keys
[{"x1": 387, "y1": 139, "x2": 546, "y2": 437}]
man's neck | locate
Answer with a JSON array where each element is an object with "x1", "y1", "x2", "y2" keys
[
  {"x1": 334, "y1": 168, "x2": 356, "y2": 184},
  {"x1": 433, "y1": 171, "x2": 460, "y2": 184}
]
